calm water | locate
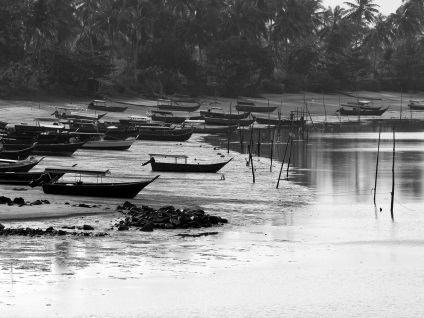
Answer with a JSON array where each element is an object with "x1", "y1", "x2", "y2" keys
[{"x1": 2, "y1": 118, "x2": 424, "y2": 317}]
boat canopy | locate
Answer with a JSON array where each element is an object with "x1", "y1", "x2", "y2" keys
[
  {"x1": 44, "y1": 167, "x2": 111, "y2": 176},
  {"x1": 149, "y1": 153, "x2": 188, "y2": 159},
  {"x1": 184, "y1": 119, "x2": 205, "y2": 124}
]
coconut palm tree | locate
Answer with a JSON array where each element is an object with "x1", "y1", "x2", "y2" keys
[{"x1": 389, "y1": 2, "x2": 423, "y2": 39}]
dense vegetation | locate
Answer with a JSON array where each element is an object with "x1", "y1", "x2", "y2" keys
[{"x1": 0, "y1": 0, "x2": 423, "y2": 98}]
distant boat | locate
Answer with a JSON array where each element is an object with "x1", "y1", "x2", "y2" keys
[
  {"x1": 340, "y1": 100, "x2": 382, "y2": 111},
  {"x1": 52, "y1": 106, "x2": 107, "y2": 121},
  {"x1": 204, "y1": 116, "x2": 255, "y2": 126},
  {"x1": 30, "y1": 167, "x2": 160, "y2": 199},
  {"x1": 337, "y1": 106, "x2": 390, "y2": 116},
  {"x1": 137, "y1": 127, "x2": 193, "y2": 141},
  {"x1": 183, "y1": 120, "x2": 238, "y2": 134},
  {"x1": 143, "y1": 154, "x2": 233, "y2": 173},
  {"x1": 408, "y1": 100, "x2": 424, "y2": 110},
  {"x1": 0, "y1": 157, "x2": 44, "y2": 172},
  {"x1": 82, "y1": 138, "x2": 136, "y2": 150},
  {"x1": 156, "y1": 99, "x2": 202, "y2": 112},
  {"x1": 235, "y1": 99, "x2": 278, "y2": 113},
  {"x1": 87, "y1": 100, "x2": 128, "y2": 112},
  {"x1": 200, "y1": 107, "x2": 250, "y2": 120},
  {"x1": 149, "y1": 110, "x2": 201, "y2": 124}
]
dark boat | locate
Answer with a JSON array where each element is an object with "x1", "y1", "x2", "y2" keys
[
  {"x1": 235, "y1": 99, "x2": 278, "y2": 113},
  {"x1": 408, "y1": 100, "x2": 424, "y2": 110},
  {"x1": 53, "y1": 107, "x2": 107, "y2": 121},
  {"x1": 32, "y1": 141, "x2": 87, "y2": 156},
  {"x1": 255, "y1": 116, "x2": 304, "y2": 126},
  {"x1": 87, "y1": 100, "x2": 128, "y2": 112},
  {"x1": 0, "y1": 143, "x2": 36, "y2": 160},
  {"x1": 0, "y1": 165, "x2": 76, "y2": 185},
  {"x1": 137, "y1": 128, "x2": 193, "y2": 141},
  {"x1": 31, "y1": 168, "x2": 160, "y2": 199},
  {"x1": 0, "y1": 157, "x2": 44, "y2": 172},
  {"x1": 143, "y1": 154, "x2": 233, "y2": 173},
  {"x1": 200, "y1": 108, "x2": 250, "y2": 120},
  {"x1": 156, "y1": 99, "x2": 202, "y2": 112},
  {"x1": 183, "y1": 120, "x2": 239, "y2": 134},
  {"x1": 204, "y1": 117, "x2": 255, "y2": 126},
  {"x1": 337, "y1": 106, "x2": 390, "y2": 116},
  {"x1": 150, "y1": 110, "x2": 187, "y2": 124}
]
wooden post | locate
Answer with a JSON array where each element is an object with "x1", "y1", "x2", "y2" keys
[
  {"x1": 276, "y1": 135, "x2": 291, "y2": 189},
  {"x1": 248, "y1": 145, "x2": 255, "y2": 183},
  {"x1": 270, "y1": 126, "x2": 276, "y2": 172},
  {"x1": 322, "y1": 92, "x2": 327, "y2": 123},
  {"x1": 286, "y1": 134, "x2": 294, "y2": 178},
  {"x1": 257, "y1": 132, "x2": 261, "y2": 157},
  {"x1": 374, "y1": 127, "x2": 381, "y2": 205},
  {"x1": 227, "y1": 103, "x2": 232, "y2": 154},
  {"x1": 390, "y1": 127, "x2": 395, "y2": 220}
]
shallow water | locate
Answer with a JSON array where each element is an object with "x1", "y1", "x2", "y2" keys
[{"x1": 2, "y1": 118, "x2": 424, "y2": 317}]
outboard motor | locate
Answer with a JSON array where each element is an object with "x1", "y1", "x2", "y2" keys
[
  {"x1": 29, "y1": 173, "x2": 51, "y2": 188},
  {"x1": 142, "y1": 157, "x2": 155, "y2": 166}
]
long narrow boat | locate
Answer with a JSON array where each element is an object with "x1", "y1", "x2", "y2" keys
[
  {"x1": 82, "y1": 138, "x2": 136, "y2": 150},
  {"x1": 137, "y1": 128, "x2": 193, "y2": 141},
  {"x1": 337, "y1": 106, "x2": 390, "y2": 116},
  {"x1": 204, "y1": 117, "x2": 255, "y2": 126},
  {"x1": 31, "y1": 168, "x2": 160, "y2": 199},
  {"x1": 0, "y1": 143, "x2": 37, "y2": 160},
  {"x1": 200, "y1": 108, "x2": 250, "y2": 120},
  {"x1": 87, "y1": 100, "x2": 128, "y2": 112},
  {"x1": 255, "y1": 116, "x2": 304, "y2": 126},
  {"x1": 53, "y1": 107, "x2": 107, "y2": 121},
  {"x1": 0, "y1": 157, "x2": 44, "y2": 172},
  {"x1": 183, "y1": 120, "x2": 239, "y2": 134},
  {"x1": 143, "y1": 154, "x2": 233, "y2": 173},
  {"x1": 0, "y1": 165, "x2": 76, "y2": 185},
  {"x1": 156, "y1": 99, "x2": 202, "y2": 112},
  {"x1": 235, "y1": 100, "x2": 278, "y2": 113},
  {"x1": 408, "y1": 100, "x2": 424, "y2": 110}
]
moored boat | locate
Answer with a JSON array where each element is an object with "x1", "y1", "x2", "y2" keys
[
  {"x1": 30, "y1": 168, "x2": 160, "y2": 199},
  {"x1": 183, "y1": 120, "x2": 238, "y2": 134},
  {"x1": 200, "y1": 107, "x2": 250, "y2": 120},
  {"x1": 156, "y1": 99, "x2": 202, "y2": 112},
  {"x1": 408, "y1": 100, "x2": 424, "y2": 110},
  {"x1": 337, "y1": 106, "x2": 390, "y2": 116},
  {"x1": 0, "y1": 157, "x2": 44, "y2": 172},
  {"x1": 82, "y1": 138, "x2": 136, "y2": 150},
  {"x1": 235, "y1": 99, "x2": 278, "y2": 113},
  {"x1": 143, "y1": 154, "x2": 233, "y2": 173},
  {"x1": 88, "y1": 100, "x2": 128, "y2": 112},
  {"x1": 137, "y1": 127, "x2": 193, "y2": 141}
]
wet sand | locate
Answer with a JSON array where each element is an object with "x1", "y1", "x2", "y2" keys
[{"x1": 1, "y1": 91, "x2": 424, "y2": 317}]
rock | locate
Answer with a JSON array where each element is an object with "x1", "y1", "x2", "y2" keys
[
  {"x1": 0, "y1": 196, "x2": 12, "y2": 204},
  {"x1": 117, "y1": 224, "x2": 129, "y2": 231},
  {"x1": 140, "y1": 223, "x2": 154, "y2": 232},
  {"x1": 31, "y1": 200, "x2": 43, "y2": 205},
  {"x1": 78, "y1": 204, "x2": 91, "y2": 208},
  {"x1": 13, "y1": 197, "x2": 26, "y2": 205},
  {"x1": 0, "y1": 223, "x2": 5, "y2": 230},
  {"x1": 82, "y1": 225, "x2": 94, "y2": 231}
]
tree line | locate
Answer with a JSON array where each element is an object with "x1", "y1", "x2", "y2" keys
[{"x1": 0, "y1": 0, "x2": 423, "y2": 98}]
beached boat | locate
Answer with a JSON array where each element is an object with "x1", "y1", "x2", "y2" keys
[
  {"x1": 408, "y1": 100, "x2": 424, "y2": 110},
  {"x1": 137, "y1": 127, "x2": 193, "y2": 141},
  {"x1": 88, "y1": 100, "x2": 128, "y2": 112},
  {"x1": 0, "y1": 143, "x2": 37, "y2": 160},
  {"x1": 340, "y1": 100, "x2": 382, "y2": 110},
  {"x1": 204, "y1": 116, "x2": 255, "y2": 126},
  {"x1": 255, "y1": 116, "x2": 304, "y2": 126},
  {"x1": 183, "y1": 120, "x2": 239, "y2": 134},
  {"x1": 0, "y1": 157, "x2": 44, "y2": 172},
  {"x1": 337, "y1": 106, "x2": 390, "y2": 116},
  {"x1": 156, "y1": 99, "x2": 202, "y2": 112},
  {"x1": 235, "y1": 99, "x2": 278, "y2": 113},
  {"x1": 52, "y1": 106, "x2": 107, "y2": 121},
  {"x1": 143, "y1": 154, "x2": 233, "y2": 173},
  {"x1": 30, "y1": 168, "x2": 159, "y2": 199},
  {"x1": 32, "y1": 141, "x2": 87, "y2": 156},
  {"x1": 82, "y1": 137, "x2": 136, "y2": 150},
  {"x1": 0, "y1": 165, "x2": 76, "y2": 185},
  {"x1": 118, "y1": 115, "x2": 167, "y2": 127},
  {"x1": 150, "y1": 110, "x2": 187, "y2": 124},
  {"x1": 200, "y1": 107, "x2": 250, "y2": 120}
]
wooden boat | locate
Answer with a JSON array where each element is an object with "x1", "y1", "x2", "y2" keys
[
  {"x1": 204, "y1": 116, "x2": 255, "y2": 126},
  {"x1": 0, "y1": 120, "x2": 8, "y2": 130},
  {"x1": 0, "y1": 143, "x2": 37, "y2": 160},
  {"x1": 183, "y1": 120, "x2": 239, "y2": 134},
  {"x1": 0, "y1": 165, "x2": 76, "y2": 185},
  {"x1": 150, "y1": 110, "x2": 187, "y2": 124},
  {"x1": 408, "y1": 100, "x2": 424, "y2": 110},
  {"x1": 82, "y1": 138, "x2": 136, "y2": 150},
  {"x1": 30, "y1": 168, "x2": 160, "y2": 199},
  {"x1": 137, "y1": 127, "x2": 193, "y2": 141},
  {"x1": 118, "y1": 115, "x2": 166, "y2": 127},
  {"x1": 143, "y1": 154, "x2": 233, "y2": 173},
  {"x1": 0, "y1": 157, "x2": 44, "y2": 172},
  {"x1": 88, "y1": 100, "x2": 128, "y2": 112},
  {"x1": 32, "y1": 141, "x2": 87, "y2": 156},
  {"x1": 337, "y1": 106, "x2": 390, "y2": 116},
  {"x1": 340, "y1": 100, "x2": 382, "y2": 110},
  {"x1": 200, "y1": 107, "x2": 250, "y2": 119},
  {"x1": 255, "y1": 116, "x2": 304, "y2": 126},
  {"x1": 156, "y1": 99, "x2": 202, "y2": 112},
  {"x1": 235, "y1": 99, "x2": 278, "y2": 113},
  {"x1": 52, "y1": 107, "x2": 107, "y2": 121}
]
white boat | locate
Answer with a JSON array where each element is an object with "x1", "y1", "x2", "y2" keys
[{"x1": 82, "y1": 137, "x2": 136, "y2": 150}]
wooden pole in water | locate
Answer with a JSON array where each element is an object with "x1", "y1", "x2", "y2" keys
[
  {"x1": 322, "y1": 91, "x2": 327, "y2": 123},
  {"x1": 227, "y1": 103, "x2": 232, "y2": 154},
  {"x1": 390, "y1": 127, "x2": 395, "y2": 220},
  {"x1": 248, "y1": 145, "x2": 255, "y2": 183},
  {"x1": 276, "y1": 134, "x2": 291, "y2": 189},
  {"x1": 270, "y1": 125, "x2": 276, "y2": 172},
  {"x1": 374, "y1": 126, "x2": 381, "y2": 205},
  {"x1": 286, "y1": 134, "x2": 294, "y2": 178}
]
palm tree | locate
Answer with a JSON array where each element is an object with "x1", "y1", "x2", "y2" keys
[
  {"x1": 319, "y1": 5, "x2": 350, "y2": 54},
  {"x1": 389, "y1": 2, "x2": 423, "y2": 40},
  {"x1": 343, "y1": 0, "x2": 380, "y2": 47}
]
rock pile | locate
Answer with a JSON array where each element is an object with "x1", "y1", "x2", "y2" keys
[
  {"x1": 116, "y1": 202, "x2": 228, "y2": 232},
  {"x1": 0, "y1": 196, "x2": 50, "y2": 206}
]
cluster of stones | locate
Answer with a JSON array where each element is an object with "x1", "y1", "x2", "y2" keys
[
  {"x1": 0, "y1": 196, "x2": 50, "y2": 206},
  {"x1": 0, "y1": 223, "x2": 108, "y2": 237},
  {"x1": 116, "y1": 202, "x2": 228, "y2": 232}
]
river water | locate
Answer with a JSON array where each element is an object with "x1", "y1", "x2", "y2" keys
[{"x1": 1, "y1": 114, "x2": 424, "y2": 317}]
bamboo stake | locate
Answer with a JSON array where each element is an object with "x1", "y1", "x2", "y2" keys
[
  {"x1": 390, "y1": 127, "x2": 395, "y2": 220},
  {"x1": 322, "y1": 92, "x2": 327, "y2": 123},
  {"x1": 257, "y1": 133, "x2": 261, "y2": 157},
  {"x1": 227, "y1": 103, "x2": 232, "y2": 154},
  {"x1": 270, "y1": 126, "x2": 276, "y2": 172},
  {"x1": 276, "y1": 135, "x2": 291, "y2": 189},
  {"x1": 286, "y1": 134, "x2": 294, "y2": 178},
  {"x1": 248, "y1": 145, "x2": 255, "y2": 183},
  {"x1": 374, "y1": 126, "x2": 381, "y2": 205}
]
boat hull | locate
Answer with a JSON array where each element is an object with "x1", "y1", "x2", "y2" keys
[
  {"x1": 150, "y1": 159, "x2": 232, "y2": 173},
  {"x1": 88, "y1": 105, "x2": 127, "y2": 112},
  {"x1": 137, "y1": 129, "x2": 193, "y2": 141},
  {"x1": 338, "y1": 106, "x2": 389, "y2": 116},
  {"x1": 32, "y1": 141, "x2": 86, "y2": 156},
  {"x1": 0, "y1": 158, "x2": 43, "y2": 172},
  {"x1": 82, "y1": 139, "x2": 135, "y2": 150},
  {"x1": 42, "y1": 178, "x2": 157, "y2": 198}
]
